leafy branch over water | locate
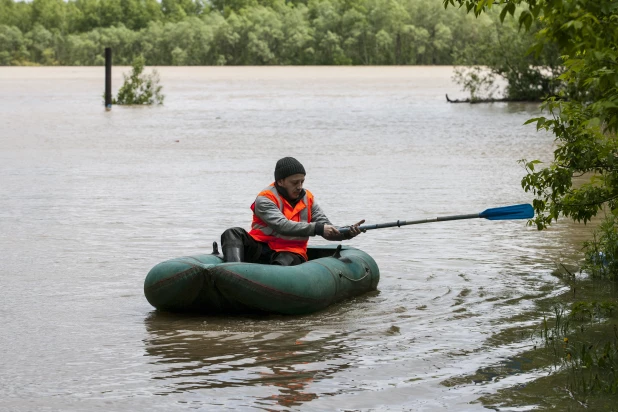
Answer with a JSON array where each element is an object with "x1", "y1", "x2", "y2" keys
[{"x1": 446, "y1": 0, "x2": 617, "y2": 241}]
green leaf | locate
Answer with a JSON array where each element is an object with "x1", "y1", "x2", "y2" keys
[
  {"x1": 524, "y1": 117, "x2": 544, "y2": 125},
  {"x1": 586, "y1": 117, "x2": 601, "y2": 128},
  {"x1": 475, "y1": 0, "x2": 487, "y2": 14},
  {"x1": 499, "y1": 5, "x2": 509, "y2": 22},
  {"x1": 518, "y1": 10, "x2": 533, "y2": 31}
]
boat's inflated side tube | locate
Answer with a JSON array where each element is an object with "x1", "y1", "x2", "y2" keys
[
  {"x1": 144, "y1": 245, "x2": 379, "y2": 315},
  {"x1": 144, "y1": 254, "x2": 223, "y2": 312}
]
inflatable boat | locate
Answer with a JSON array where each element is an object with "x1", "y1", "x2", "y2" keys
[{"x1": 144, "y1": 243, "x2": 379, "y2": 315}]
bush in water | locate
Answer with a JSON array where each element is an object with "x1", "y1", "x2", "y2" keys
[
  {"x1": 583, "y1": 215, "x2": 618, "y2": 281},
  {"x1": 113, "y1": 55, "x2": 164, "y2": 105}
]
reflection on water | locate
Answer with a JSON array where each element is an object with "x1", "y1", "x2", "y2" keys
[{"x1": 143, "y1": 312, "x2": 358, "y2": 409}]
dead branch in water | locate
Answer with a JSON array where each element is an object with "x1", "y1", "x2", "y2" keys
[{"x1": 445, "y1": 94, "x2": 542, "y2": 104}]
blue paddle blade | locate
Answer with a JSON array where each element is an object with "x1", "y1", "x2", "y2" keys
[{"x1": 479, "y1": 204, "x2": 534, "y2": 220}]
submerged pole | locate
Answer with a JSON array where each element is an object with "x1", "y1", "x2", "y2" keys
[{"x1": 105, "y1": 47, "x2": 112, "y2": 111}]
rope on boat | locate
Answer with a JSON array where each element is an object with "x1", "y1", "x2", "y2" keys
[{"x1": 339, "y1": 271, "x2": 371, "y2": 282}]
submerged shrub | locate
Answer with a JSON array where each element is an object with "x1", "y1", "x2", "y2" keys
[
  {"x1": 583, "y1": 215, "x2": 618, "y2": 281},
  {"x1": 113, "y1": 55, "x2": 164, "y2": 105}
]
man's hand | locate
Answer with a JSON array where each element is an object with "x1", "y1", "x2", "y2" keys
[
  {"x1": 346, "y1": 219, "x2": 366, "y2": 238},
  {"x1": 323, "y1": 225, "x2": 341, "y2": 240},
  {"x1": 322, "y1": 220, "x2": 366, "y2": 240}
]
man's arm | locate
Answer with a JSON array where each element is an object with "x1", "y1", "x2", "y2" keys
[{"x1": 311, "y1": 201, "x2": 332, "y2": 237}]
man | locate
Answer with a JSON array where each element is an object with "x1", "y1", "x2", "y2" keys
[{"x1": 221, "y1": 157, "x2": 364, "y2": 266}]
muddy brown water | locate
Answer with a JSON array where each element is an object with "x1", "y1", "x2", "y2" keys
[{"x1": 0, "y1": 67, "x2": 593, "y2": 411}]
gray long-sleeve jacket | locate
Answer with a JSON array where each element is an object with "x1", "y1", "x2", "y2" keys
[{"x1": 253, "y1": 192, "x2": 332, "y2": 237}]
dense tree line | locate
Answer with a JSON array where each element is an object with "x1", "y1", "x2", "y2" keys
[{"x1": 1, "y1": 0, "x2": 516, "y2": 65}]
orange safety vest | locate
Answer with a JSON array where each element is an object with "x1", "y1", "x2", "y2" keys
[{"x1": 248, "y1": 183, "x2": 314, "y2": 260}]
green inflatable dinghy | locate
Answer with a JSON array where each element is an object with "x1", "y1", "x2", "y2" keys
[{"x1": 144, "y1": 244, "x2": 380, "y2": 315}]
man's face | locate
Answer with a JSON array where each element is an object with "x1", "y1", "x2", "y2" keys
[{"x1": 277, "y1": 173, "x2": 305, "y2": 199}]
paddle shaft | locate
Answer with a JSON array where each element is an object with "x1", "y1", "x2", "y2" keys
[
  {"x1": 337, "y1": 204, "x2": 534, "y2": 234},
  {"x1": 340, "y1": 213, "x2": 481, "y2": 234},
  {"x1": 361, "y1": 213, "x2": 479, "y2": 231}
]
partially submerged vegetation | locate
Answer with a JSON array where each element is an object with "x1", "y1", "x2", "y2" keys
[
  {"x1": 112, "y1": 55, "x2": 164, "y2": 105},
  {"x1": 584, "y1": 215, "x2": 618, "y2": 282},
  {"x1": 443, "y1": 268, "x2": 618, "y2": 409},
  {"x1": 443, "y1": 0, "x2": 618, "y2": 407},
  {"x1": 451, "y1": 13, "x2": 563, "y2": 103},
  {"x1": 538, "y1": 274, "x2": 618, "y2": 404}
]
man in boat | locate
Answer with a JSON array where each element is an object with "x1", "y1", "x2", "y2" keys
[{"x1": 221, "y1": 157, "x2": 364, "y2": 266}]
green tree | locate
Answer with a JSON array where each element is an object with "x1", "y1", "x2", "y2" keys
[
  {"x1": 309, "y1": 0, "x2": 349, "y2": 64},
  {"x1": 208, "y1": 0, "x2": 258, "y2": 15},
  {"x1": 241, "y1": 5, "x2": 284, "y2": 64},
  {"x1": 372, "y1": 0, "x2": 417, "y2": 64},
  {"x1": 162, "y1": 17, "x2": 214, "y2": 64},
  {"x1": 72, "y1": 0, "x2": 101, "y2": 32},
  {"x1": 141, "y1": 0, "x2": 165, "y2": 27},
  {"x1": 62, "y1": 32, "x2": 99, "y2": 65},
  {"x1": 0, "y1": 0, "x2": 33, "y2": 32},
  {"x1": 98, "y1": 0, "x2": 124, "y2": 27},
  {"x1": 205, "y1": 12, "x2": 240, "y2": 64},
  {"x1": 339, "y1": 7, "x2": 370, "y2": 64},
  {"x1": 162, "y1": 0, "x2": 203, "y2": 21},
  {"x1": 120, "y1": 0, "x2": 141, "y2": 29},
  {"x1": 444, "y1": 0, "x2": 618, "y2": 260},
  {"x1": 31, "y1": 0, "x2": 65, "y2": 31},
  {"x1": 279, "y1": 3, "x2": 313, "y2": 64},
  {"x1": 161, "y1": 0, "x2": 185, "y2": 21},
  {"x1": 0, "y1": 24, "x2": 29, "y2": 65},
  {"x1": 26, "y1": 24, "x2": 57, "y2": 64},
  {"x1": 406, "y1": 0, "x2": 453, "y2": 64},
  {"x1": 64, "y1": 1, "x2": 84, "y2": 33}
]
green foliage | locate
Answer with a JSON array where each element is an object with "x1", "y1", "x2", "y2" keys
[
  {"x1": 0, "y1": 0, "x2": 532, "y2": 66},
  {"x1": 533, "y1": 299, "x2": 618, "y2": 400},
  {"x1": 451, "y1": 10, "x2": 563, "y2": 101},
  {"x1": 445, "y1": 0, "x2": 618, "y2": 245},
  {"x1": 583, "y1": 215, "x2": 618, "y2": 281},
  {"x1": 0, "y1": 24, "x2": 30, "y2": 65},
  {"x1": 452, "y1": 66, "x2": 498, "y2": 101},
  {"x1": 112, "y1": 55, "x2": 164, "y2": 105},
  {"x1": 446, "y1": 0, "x2": 618, "y2": 403},
  {"x1": 566, "y1": 338, "x2": 618, "y2": 397},
  {"x1": 0, "y1": 0, "x2": 34, "y2": 32},
  {"x1": 559, "y1": 319, "x2": 618, "y2": 398},
  {"x1": 33, "y1": 0, "x2": 68, "y2": 32},
  {"x1": 570, "y1": 300, "x2": 616, "y2": 321}
]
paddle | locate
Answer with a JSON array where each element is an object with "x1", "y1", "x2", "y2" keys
[{"x1": 338, "y1": 204, "x2": 534, "y2": 234}]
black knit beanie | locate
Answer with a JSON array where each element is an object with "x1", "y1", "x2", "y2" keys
[{"x1": 274, "y1": 157, "x2": 306, "y2": 181}]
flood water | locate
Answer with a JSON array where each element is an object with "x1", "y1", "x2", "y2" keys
[{"x1": 0, "y1": 67, "x2": 592, "y2": 411}]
